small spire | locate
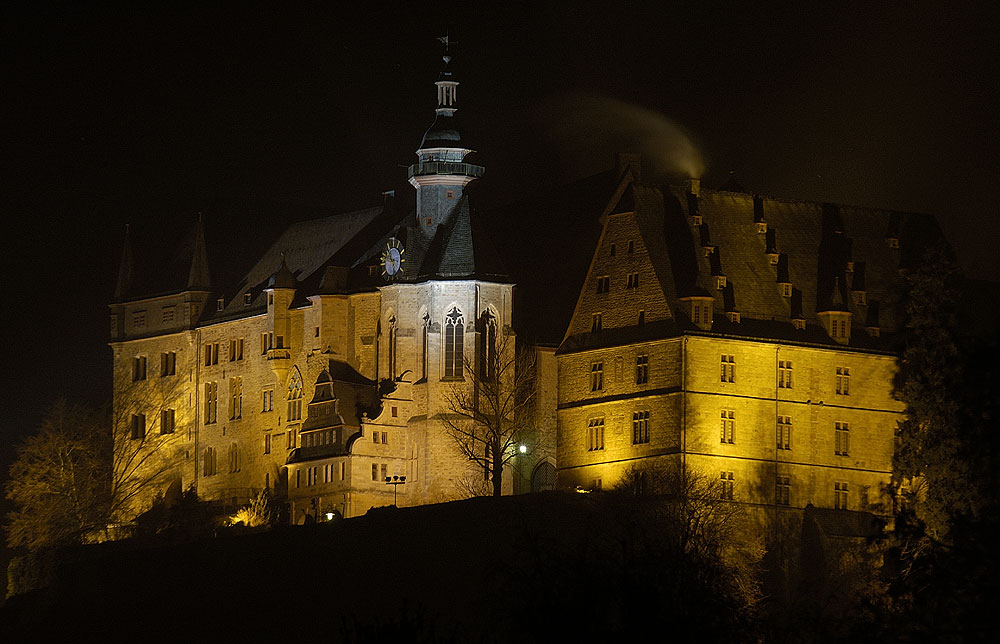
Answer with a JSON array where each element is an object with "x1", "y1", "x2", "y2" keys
[
  {"x1": 187, "y1": 214, "x2": 211, "y2": 290},
  {"x1": 114, "y1": 223, "x2": 133, "y2": 301}
]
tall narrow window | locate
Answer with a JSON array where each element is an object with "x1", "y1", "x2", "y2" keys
[
  {"x1": 778, "y1": 360, "x2": 792, "y2": 388},
  {"x1": 480, "y1": 312, "x2": 498, "y2": 380},
  {"x1": 204, "y1": 381, "x2": 218, "y2": 424},
  {"x1": 834, "y1": 482, "x2": 849, "y2": 509},
  {"x1": 632, "y1": 411, "x2": 650, "y2": 444},
  {"x1": 421, "y1": 313, "x2": 429, "y2": 381},
  {"x1": 836, "y1": 367, "x2": 850, "y2": 395},
  {"x1": 204, "y1": 342, "x2": 219, "y2": 366},
  {"x1": 287, "y1": 369, "x2": 303, "y2": 422},
  {"x1": 626, "y1": 272, "x2": 639, "y2": 289},
  {"x1": 591, "y1": 313, "x2": 603, "y2": 333},
  {"x1": 587, "y1": 417, "x2": 605, "y2": 451},
  {"x1": 776, "y1": 416, "x2": 791, "y2": 450},
  {"x1": 444, "y1": 307, "x2": 464, "y2": 378},
  {"x1": 132, "y1": 356, "x2": 147, "y2": 381},
  {"x1": 635, "y1": 354, "x2": 649, "y2": 385},
  {"x1": 776, "y1": 475, "x2": 791, "y2": 505},
  {"x1": 596, "y1": 275, "x2": 610, "y2": 294},
  {"x1": 160, "y1": 409, "x2": 175, "y2": 435},
  {"x1": 262, "y1": 389, "x2": 273, "y2": 412},
  {"x1": 228, "y1": 443, "x2": 241, "y2": 473},
  {"x1": 229, "y1": 338, "x2": 244, "y2": 362},
  {"x1": 590, "y1": 362, "x2": 604, "y2": 392},
  {"x1": 720, "y1": 409, "x2": 736, "y2": 444},
  {"x1": 160, "y1": 352, "x2": 176, "y2": 377},
  {"x1": 130, "y1": 413, "x2": 146, "y2": 440},
  {"x1": 203, "y1": 447, "x2": 217, "y2": 477},
  {"x1": 721, "y1": 355, "x2": 735, "y2": 383},
  {"x1": 720, "y1": 472, "x2": 735, "y2": 500},
  {"x1": 264, "y1": 433, "x2": 271, "y2": 455},
  {"x1": 229, "y1": 376, "x2": 242, "y2": 420},
  {"x1": 835, "y1": 422, "x2": 850, "y2": 456}
]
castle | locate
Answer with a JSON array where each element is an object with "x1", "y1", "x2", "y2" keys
[{"x1": 109, "y1": 55, "x2": 942, "y2": 523}]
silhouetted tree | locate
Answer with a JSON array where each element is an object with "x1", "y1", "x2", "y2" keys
[{"x1": 442, "y1": 332, "x2": 537, "y2": 497}]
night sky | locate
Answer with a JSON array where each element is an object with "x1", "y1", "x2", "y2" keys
[{"x1": 1, "y1": 3, "x2": 995, "y2": 501}]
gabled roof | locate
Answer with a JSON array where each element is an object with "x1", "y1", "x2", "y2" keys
[{"x1": 114, "y1": 218, "x2": 213, "y2": 302}]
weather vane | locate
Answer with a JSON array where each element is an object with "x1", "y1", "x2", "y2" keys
[{"x1": 436, "y1": 33, "x2": 456, "y2": 63}]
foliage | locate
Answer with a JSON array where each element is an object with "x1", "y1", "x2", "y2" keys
[
  {"x1": 4, "y1": 401, "x2": 111, "y2": 551},
  {"x1": 442, "y1": 332, "x2": 537, "y2": 497},
  {"x1": 230, "y1": 489, "x2": 273, "y2": 528}
]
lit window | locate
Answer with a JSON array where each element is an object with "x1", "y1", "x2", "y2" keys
[
  {"x1": 720, "y1": 409, "x2": 735, "y2": 444},
  {"x1": 835, "y1": 422, "x2": 850, "y2": 456},
  {"x1": 590, "y1": 362, "x2": 604, "y2": 392},
  {"x1": 587, "y1": 417, "x2": 605, "y2": 451},
  {"x1": 720, "y1": 355, "x2": 735, "y2": 383},
  {"x1": 635, "y1": 354, "x2": 649, "y2": 385},
  {"x1": 836, "y1": 367, "x2": 850, "y2": 395},
  {"x1": 834, "y1": 482, "x2": 849, "y2": 509},
  {"x1": 775, "y1": 475, "x2": 790, "y2": 505},
  {"x1": 715, "y1": 276, "x2": 726, "y2": 290},
  {"x1": 778, "y1": 360, "x2": 792, "y2": 388},
  {"x1": 632, "y1": 411, "x2": 650, "y2": 444},
  {"x1": 776, "y1": 416, "x2": 791, "y2": 450},
  {"x1": 720, "y1": 472, "x2": 735, "y2": 500}
]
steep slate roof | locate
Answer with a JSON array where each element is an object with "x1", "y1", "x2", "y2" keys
[
  {"x1": 114, "y1": 218, "x2": 212, "y2": 302},
  {"x1": 558, "y1": 171, "x2": 945, "y2": 353}
]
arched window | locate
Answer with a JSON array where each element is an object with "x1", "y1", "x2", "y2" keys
[
  {"x1": 480, "y1": 311, "x2": 498, "y2": 380},
  {"x1": 287, "y1": 368, "x2": 303, "y2": 422},
  {"x1": 444, "y1": 306, "x2": 464, "y2": 378},
  {"x1": 387, "y1": 316, "x2": 397, "y2": 380}
]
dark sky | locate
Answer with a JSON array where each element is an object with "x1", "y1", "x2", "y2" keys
[{"x1": 0, "y1": 3, "x2": 995, "y2": 494}]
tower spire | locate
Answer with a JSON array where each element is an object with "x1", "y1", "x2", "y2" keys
[
  {"x1": 114, "y1": 224, "x2": 133, "y2": 302},
  {"x1": 408, "y1": 41, "x2": 484, "y2": 238}
]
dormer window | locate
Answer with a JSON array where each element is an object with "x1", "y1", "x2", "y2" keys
[
  {"x1": 716, "y1": 276, "x2": 727, "y2": 290},
  {"x1": 887, "y1": 237, "x2": 900, "y2": 249},
  {"x1": 780, "y1": 283, "x2": 792, "y2": 298},
  {"x1": 792, "y1": 318, "x2": 806, "y2": 330},
  {"x1": 216, "y1": 298, "x2": 225, "y2": 311},
  {"x1": 244, "y1": 293, "x2": 252, "y2": 306},
  {"x1": 853, "y1": 291, "x2": 867, "y2": 306},
  {"x1": 756, "y1": 222, "x2": 767, "y2": 234},
  {"x1": 693, "y1": 215, "x2": 703, "y2": 226},
  {"x1": 846, "y1": 261, "x2": 854, "y2": 272},
  {"x1": 445, "y1": 190, "x2": 454, "y2": 200},
  {"x1": 704, "y1": 245, "x2": 715, "y2": 258},
  {"x1": 768, "y1": 252, "x2": 779, "y2": 266},
  {"x1": 819, "y1": 311, "x2": 852, "y2": 344},
  {"x1": 727, "y1": 311, "x2": 741, "y2": 323},
  {"x1": 683, "y1": 297, "x2": 713, "y2": 330}
]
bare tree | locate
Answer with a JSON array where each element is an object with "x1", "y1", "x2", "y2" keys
[{"x1": 442, "y1": 331, "x2": 537, "y2": 497}]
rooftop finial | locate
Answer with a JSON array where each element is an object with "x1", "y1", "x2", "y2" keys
[{"x1": 436, "y1": 33, "x2": 455, "y2": 64}]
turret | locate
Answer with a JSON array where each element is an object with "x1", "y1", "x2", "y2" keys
[{"x1": 408, "y1": 48, "x2": 484, "y2": 238}]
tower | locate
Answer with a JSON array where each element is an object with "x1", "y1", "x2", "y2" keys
[{"x1": 408, "y1": 51, "x2": 484, "y2": 238}]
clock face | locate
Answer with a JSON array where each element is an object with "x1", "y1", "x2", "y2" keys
[{"x1": 381, "y1": 238, "x2": 405, "y2": 278}]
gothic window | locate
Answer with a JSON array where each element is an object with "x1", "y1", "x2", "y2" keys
[
  {"x1": 587, "y1": 417, "x2": 605, "y2": 451},
  {"x1": 590, "y1": 362, "x2": 604, "y2": 392},
  {"x1": 228, "y1": 443, "x2": 241, "y2": 473},
  {"x1": 635, "y1": 355, "x2": 649, "y2": 385},
  {"x1": 203, "y1": 447, "x2": 217, "y2": 477},
  {"x1": 778, "y1": 360, "x2": 792, "y2": 388},
  {"x1": 204, "y1": 381, "x2": 218, "y2": 424},
  {"x1": 229, "y1": 376, "x2": 242, "y2": 420},
  {"x1": 444, "y1": 307, "x2": 465, "y2": 379},
  {"x1": 287, "y1": 368, "x2": 303, "y2": 422},
  {"x1": 480, "y1": 312, "x2": 498, "y2": 380}
]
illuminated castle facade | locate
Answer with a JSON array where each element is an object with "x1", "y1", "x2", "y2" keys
[{"x1": 109, "y1": 58, "x2": 941, "y2": 522}]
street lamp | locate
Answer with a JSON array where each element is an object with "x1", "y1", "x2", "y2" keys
[{"x1": 385, "y1": 475, "x2": 406, "y2": 506}]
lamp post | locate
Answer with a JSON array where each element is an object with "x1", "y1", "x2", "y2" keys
[{"x1": 385, "y1": 475, "x2": 406, "y2": 506}]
